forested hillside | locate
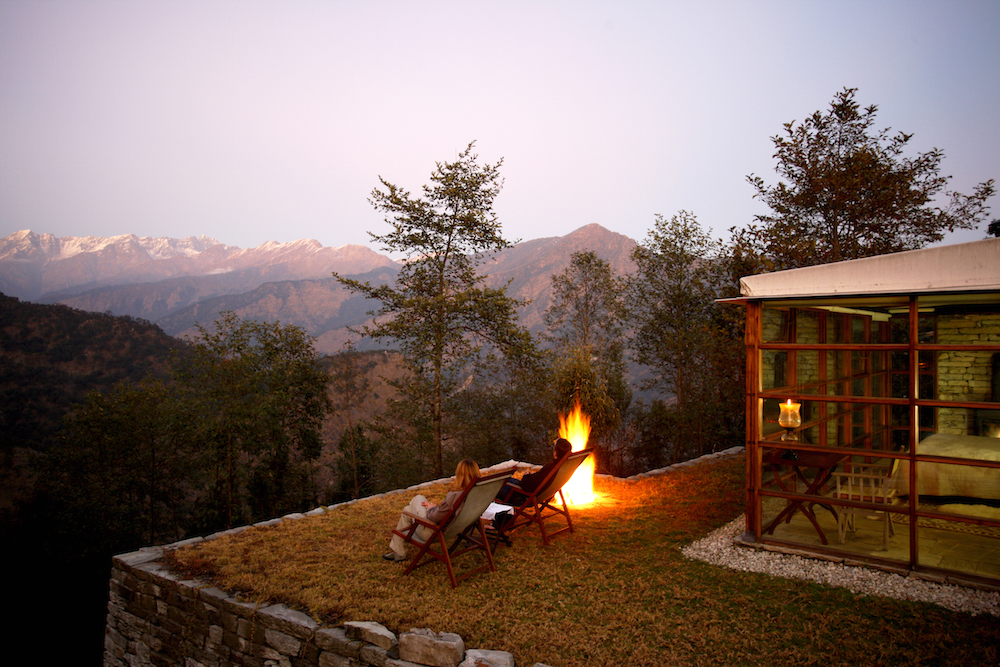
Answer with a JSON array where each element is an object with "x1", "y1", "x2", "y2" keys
[
  {"x1": 0, "y1": 295, "x2": 190, "y2": 665},
  {"x1": 0, "y1": 292, "x2": 186, "y2": 454},
  {"x1": 0, "y1": 299, "x2": 340, "y2": 666}
]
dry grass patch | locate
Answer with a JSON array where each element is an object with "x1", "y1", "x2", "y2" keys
[{"x1": 168, "y1": 456, "x2": 1000, "y2": 667}]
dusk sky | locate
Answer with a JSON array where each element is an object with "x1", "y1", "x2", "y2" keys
[{"x1": 2, "y1": 1, "x2": 998, "y2": 257}]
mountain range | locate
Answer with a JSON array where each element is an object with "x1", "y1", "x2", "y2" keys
[{"x1": 0, "y1": 225, "x2": 636, "y2": 355}]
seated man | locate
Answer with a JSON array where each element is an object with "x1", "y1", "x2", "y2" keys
[{"x1": 497, "y1": 438, "x2": 573, "y2": 505}]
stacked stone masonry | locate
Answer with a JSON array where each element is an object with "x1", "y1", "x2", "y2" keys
[
  {"x1": 104, "y1": 448, "x2": 745, "y2": 667},
  {"x1": 104, "y1": 545, "x2": 545, "y2": 667},
  {"x1": 937, "y1": 313, "x2": 1000, "y2": 435}
]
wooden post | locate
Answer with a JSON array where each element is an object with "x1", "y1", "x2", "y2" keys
[
  {"x1": 908, "y1": 296, "x2": 919, "y2": 568},
  {"x1": 745, "y1": 301, "x2": 762, "y2": 538}
]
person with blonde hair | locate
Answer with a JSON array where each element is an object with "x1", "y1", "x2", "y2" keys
[{"x1": 383, "y1": 458, "x2": 481, "y2": 562}]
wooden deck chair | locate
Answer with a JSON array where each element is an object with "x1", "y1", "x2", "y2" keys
[
  {"x1": 829, "y1": 458, "x2": 899, "y2": 550},
  {"x1": 393, "y1": 469, "x2": 514, "y2": 588},
  {"x1": 499, "y1": 448, "x2": 593, "y2": 546}
]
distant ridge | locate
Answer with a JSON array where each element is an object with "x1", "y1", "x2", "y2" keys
[
  {"x1": 0, "y1": 224, "x2": 636, "y2": 354},
  {"x1": 482, "y1": 223, "x2": 636, "y2": 333},
  {"x1": 0, "y1": 230, "x2": 396, "y2": 302}
]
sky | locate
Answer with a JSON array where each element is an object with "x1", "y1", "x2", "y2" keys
[{"x1": 1, "y1": 1, "x2": 998, "y2": 258}]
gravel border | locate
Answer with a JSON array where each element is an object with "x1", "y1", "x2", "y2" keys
[{"x1": 682, "y1": 516, "x2": 1000, "y2": 617}]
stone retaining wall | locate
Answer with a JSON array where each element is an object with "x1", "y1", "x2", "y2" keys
[{"x1": 103, "y1": 447, "x2": 745, "y2": 667}]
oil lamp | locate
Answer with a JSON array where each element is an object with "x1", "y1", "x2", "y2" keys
[{"x1": 778, "y1": 399, "x2": 801, "y2": 442}]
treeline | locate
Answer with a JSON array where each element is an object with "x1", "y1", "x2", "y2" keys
[
  {"x1": 16, "y1": 313, "x2": 329, "y2": 552},
  {"x1": 323, "y1": 212, "x2": 749, "y2": 493},
  {"x1": 0, "y1": 293, "x2": 185, "y2": 455},
  {"x1": 1, "y1": 308, "x2": 335, "y2": 665},
  {"x1": 323, "y1": 88, "x2": 995, "y2": 498}
]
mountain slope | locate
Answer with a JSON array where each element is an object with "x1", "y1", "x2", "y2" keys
[
  {"x1": 150, "y1": 224, "x2": 634, "y2": 354},
  {"x1": 482, "y1": 223, "x2": 636, "y2": 332},
  {"x1": 0, "y1": 293, "x2": 186, "y2": 453},
  {"x1": 158, "y1": 266, "x2": 399, "y2": 354},
  {"x1": 1, "y1": 224, "x2": 638, "y2": 355},
  {"x1": 0, "y1": 229, "x2": 396, "y2": 304}
]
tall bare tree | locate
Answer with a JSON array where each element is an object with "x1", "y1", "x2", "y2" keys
[{"x1": 328, "y1": 340, "x2": 371, "y2": 498}]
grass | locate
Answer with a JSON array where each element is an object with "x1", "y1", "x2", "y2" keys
[{"x1": 167, "y1": 455, "x2": 1000, "y2": 666}]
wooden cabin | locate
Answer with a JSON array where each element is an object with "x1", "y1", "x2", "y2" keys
[{"x1": 730, "y1": 238, "x2": 1000, "y2": 586}]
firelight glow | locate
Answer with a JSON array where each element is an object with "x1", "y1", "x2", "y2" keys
[{"x1": 558, "y1": 399, "x2": 597, "y2": 506}]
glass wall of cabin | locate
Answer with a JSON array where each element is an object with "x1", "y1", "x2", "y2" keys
[{"x1": 748, "y1": 294, "x2": 1000, "y2": 584}]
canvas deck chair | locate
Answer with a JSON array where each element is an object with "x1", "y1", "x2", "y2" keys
[
  {"x1": 498, "y1": 448, "x2": 593, "y2": 546},
  {"x1": 393, "y1": 468, "x2": 514, "y2": 588}
]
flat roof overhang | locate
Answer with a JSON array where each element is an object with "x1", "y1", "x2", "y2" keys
[{"x1": 726, "y1": 238, "x2": 1000, "y2": 305}]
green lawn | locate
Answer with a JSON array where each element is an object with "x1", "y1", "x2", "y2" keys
[{"x1": 168, "y1": 454, "x2": 1000, "y2": 666}]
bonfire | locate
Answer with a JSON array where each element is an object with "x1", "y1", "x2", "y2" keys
[{"x1": 558, "y1": 398, "x2": 598, "y2": 506}]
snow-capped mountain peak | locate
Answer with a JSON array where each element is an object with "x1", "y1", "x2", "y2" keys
[{"x1": 0, "y1": 229, "x2": 396, "y2": 301}]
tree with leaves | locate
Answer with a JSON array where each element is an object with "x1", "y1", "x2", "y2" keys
[
  {"x1": 544, "y1": 250, "x2": 629, "y2": 440},
  {"x1": 32, "y1": 378, "x2": 192, "y2": 556},
  {"x1": 549, "y1": 347, "x2": 621, "y2": 437},
  {"x1": 328, "y1": 340, "x2": 374, "y2": 499},
  {"x1": 545, "y1": 251, "x2": 626, "y2": 354},
  {"x1": 175, "y1": 311, "x2": 331, "y2": 529},
  {"x1": 333, "y1": 143, "x2": 535, "y2": 476},
  {"x1": 628, "y1": 211, "x2": 741, "y2": 458},
  {"x1": 745, "y1": 87, "x2": 994, "y2": 269}
]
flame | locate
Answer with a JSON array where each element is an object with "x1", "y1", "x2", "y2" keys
[{"x1": 558, "y1": 399, "x2": 597, "y2": 506}]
